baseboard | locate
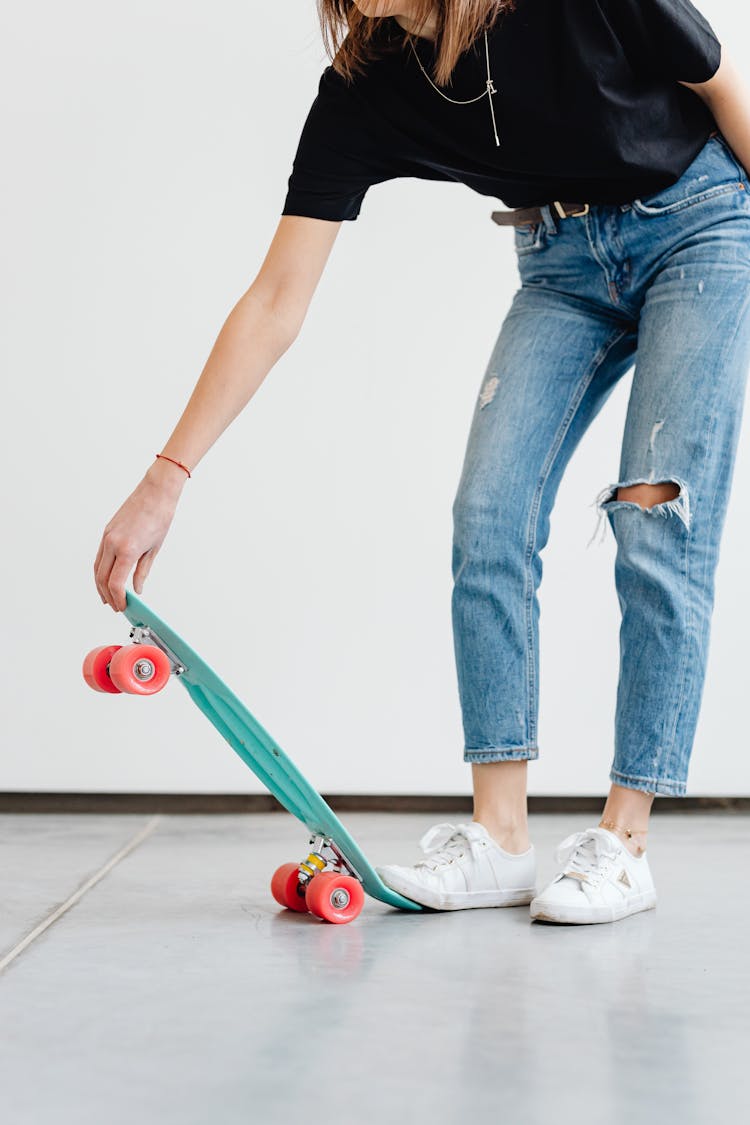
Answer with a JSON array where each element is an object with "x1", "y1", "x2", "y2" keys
[{"x1": 0, "y1": 792, "x2": 748, "y2": 814}]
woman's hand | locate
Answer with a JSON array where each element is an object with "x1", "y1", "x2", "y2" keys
[{"x1": 94, "y1": 459, "x2": 187, "y2": 612}]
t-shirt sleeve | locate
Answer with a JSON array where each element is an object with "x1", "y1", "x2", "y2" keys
[
  {"x1": 282, "y1": 66, "x2": 398, "y2": 222},
  {"x1": 600, "y1": 0, "x2": 722, "y2": 83}
]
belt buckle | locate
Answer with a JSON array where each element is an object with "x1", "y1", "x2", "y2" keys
[{"x1": 552, "y1": 200, "x2": 590, "y2": 218}]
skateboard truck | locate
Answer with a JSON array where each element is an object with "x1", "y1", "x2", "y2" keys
[
  {"x1": 128, "y1": 625, "x2": 186, "y2": 677},
  {"x1": 297, "y1": 834, "x2": 363, "y2": 888}
]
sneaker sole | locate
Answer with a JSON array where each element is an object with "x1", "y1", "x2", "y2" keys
[
  {"x1": 529, "y1": 889, "x2": 657, "y2": 925},
  {"x1": 379, "y1": 873, "x2": 537, "y2": 911}
]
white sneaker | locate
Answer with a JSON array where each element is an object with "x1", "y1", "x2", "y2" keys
[
  {"x1": 529, "y1": 826, "x2": 657, "y2": 925},
  {"x1": 376, "y1": 821, "x2": 536, "y2": 911}
]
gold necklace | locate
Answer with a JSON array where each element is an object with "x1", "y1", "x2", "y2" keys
[{"x1": 407, "y1": 29, "x2": 500, "y2": 147}]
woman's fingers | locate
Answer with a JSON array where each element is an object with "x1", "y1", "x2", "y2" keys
[
  {"x1": 132, "y1": 548, "x2": 156, "y2": 595},
  {"x1": 95, "y1": 537, "x2": 154, "y2": 610},
  {"x1": 95, "y1": 539, "x2": 117, "y2": 607},
  {"x1": 93, "y1": 538, "x2": 106, "y2": 601},
  {"x1": 107, "y1": 550, "x2": 137, "y2": 613}
]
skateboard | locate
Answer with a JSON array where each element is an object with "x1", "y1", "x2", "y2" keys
[{"x1": 83, "y1": 589, "x2": 422, "y2": 924}]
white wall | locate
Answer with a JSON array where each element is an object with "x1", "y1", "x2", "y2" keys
[{"x1": 2, "y1": 1, "x2": 747, "y2": 796}]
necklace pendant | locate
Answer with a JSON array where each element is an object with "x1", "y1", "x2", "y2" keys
[{"x1": 486, "y1": 78, "x2": 496, "y2": 96}]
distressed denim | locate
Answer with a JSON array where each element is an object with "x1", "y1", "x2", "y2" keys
[{"x1": 452, "y1": 132, "x2": 750, "y2": 796}]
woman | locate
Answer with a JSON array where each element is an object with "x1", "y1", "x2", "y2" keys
[{"x1": 93, "y1": 1, "x2": 750, "y2": 925}]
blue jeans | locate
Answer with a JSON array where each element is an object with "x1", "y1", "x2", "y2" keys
[{"x1": 452, "y1": 132, "x2": 750, "y2": 796}]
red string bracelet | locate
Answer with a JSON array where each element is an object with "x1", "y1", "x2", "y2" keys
[{"x1": 155, "y1": 453, "x2": 192, "y2": 479}]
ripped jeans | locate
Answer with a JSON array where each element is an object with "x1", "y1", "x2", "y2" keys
[{"x1": 452, "y1": 131, "x2": 750, "y2": 796}]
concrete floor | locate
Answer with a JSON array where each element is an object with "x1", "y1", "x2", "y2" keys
[{"x1": 0, "y1": 811, "x2": 746, "y2": 1124}]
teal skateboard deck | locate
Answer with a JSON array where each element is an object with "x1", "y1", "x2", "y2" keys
[{"x1": 103, "y1": 589, "x2": 421, "y2": 916}]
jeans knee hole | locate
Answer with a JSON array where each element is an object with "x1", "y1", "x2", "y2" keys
[
  {"x1": 587, "y1": 477, "x2": 691, "y2": 544},
  {"x1": 614, "y1": 481, "x2": 681, "y2": 509}
]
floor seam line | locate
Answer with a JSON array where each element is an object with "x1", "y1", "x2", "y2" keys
[{"x1": 0, "y1": 815, "x2": 161, "y2": 976}]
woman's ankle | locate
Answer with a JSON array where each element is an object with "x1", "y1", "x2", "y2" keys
[
  {"x1": 472, "y1": 816, "x2": 530, "y2": 854},
  {"x1": 600, "y1": 782, "x2": 655, "y2": 857},
  {"x1": 471, "y1": 760, "x2": 529, "y2": 853}
]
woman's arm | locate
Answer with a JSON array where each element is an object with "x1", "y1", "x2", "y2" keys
[
  {"x1": 680, "y1": 47, "x2": 750, "y2": 175},
  {"x1": 94, "y1": 215, "x2": 342, "y2": 612}
]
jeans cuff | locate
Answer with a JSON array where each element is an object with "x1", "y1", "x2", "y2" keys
[
  {"x1": 464, "y1": 746, "x2": 539, "y2": 764},
  {"x1": 610, "y1": 767, "x2": 687, "y2": 797}
]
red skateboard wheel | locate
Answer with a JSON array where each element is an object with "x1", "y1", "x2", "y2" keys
[
  {"x1": 82, "y1": 645, "x2": 123, "y2": 693},
  {"x1": 305, "y1": 872, "x2": 364, "y2": 924},
  {"x1": 271, "y1": 863, "x2": 309, "y2": 912},
  {"x1": 107, "y1": 644, "x2": 171, "y2": 695}
]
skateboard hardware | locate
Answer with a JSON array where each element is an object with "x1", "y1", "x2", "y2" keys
[
  {"x1": 133, "y1": 659, "x2": 155, "y2": 682},
  {"x1": 297, "y1": 848, "x2": 327, "y2": 886},
  {"x1": 296, "y1": 835, "x2": 362, "y2": 887},
  {"x1": 84, "y1": 590, "x2": 422, "y2": 922},
  {"x1": 129, "y1": 625, "x2": 185, "y2": 677}
]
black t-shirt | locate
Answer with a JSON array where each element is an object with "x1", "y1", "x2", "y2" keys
[{"x1": 281, "y1": 0, "x2": 722, "y2": 218}]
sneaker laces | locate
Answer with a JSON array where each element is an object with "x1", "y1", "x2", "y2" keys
[
  {"x1": 555, "y1": 827, "x2": 621, "y2": 882},
  {"x1": 416, "y1": 822, "x2": 487, "y2": 872}
]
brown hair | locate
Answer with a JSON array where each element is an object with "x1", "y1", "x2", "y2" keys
[{"x1": 317, "y1": 2, "x2": 517, "y2": 88}]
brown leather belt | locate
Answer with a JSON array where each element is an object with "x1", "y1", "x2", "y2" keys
[{"x1": 491, "y1": 201, "x2": 590, "y2": 226}]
